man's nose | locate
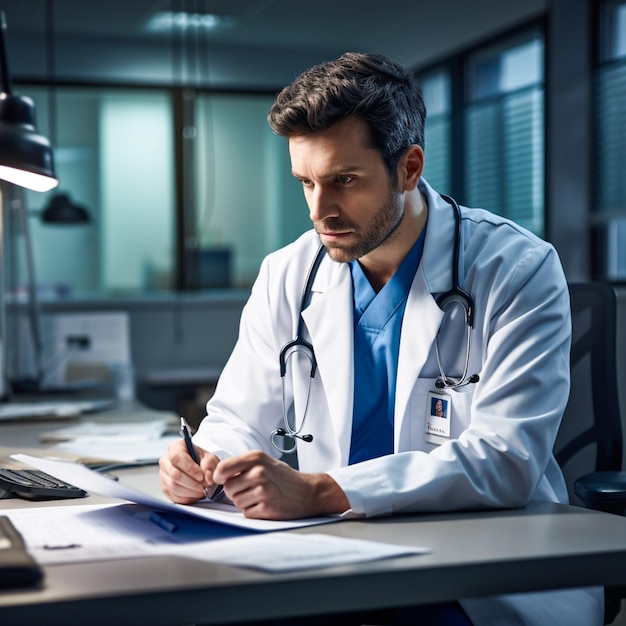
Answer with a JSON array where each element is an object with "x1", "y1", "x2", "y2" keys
[{"x1": 308, "y1": 186, "x2": 339, "y2": 222}]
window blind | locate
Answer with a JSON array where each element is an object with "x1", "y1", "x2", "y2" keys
[
  {"x1": 595, "y1": 60, "x2": 626, "y2": 214},
  {"x1": 465, "y1": 86, "x2": 544, "y2": 236},
  {"x1": 423, "y1": 115, "x2": 451, "y2": 194}
]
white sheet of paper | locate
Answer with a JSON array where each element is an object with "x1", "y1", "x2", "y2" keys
[
  {"x1": 0, "y1": 399, "x2": 114, "y2": 421},
  {"x1": 37, "y1": 419, "x2": 178, "y2": 463},
  {"x1": 39, "y1": 419, "x2": 173, "y2": 442},
  {"x1": 12, "y1": 454, "x2": 342, "y2": 532},
  {"x1": 168, "y1": 532, "x2": 428, "y2": 572},
  {"x1": 51, "y1": 434, "x2": 179, "y2": 463}
]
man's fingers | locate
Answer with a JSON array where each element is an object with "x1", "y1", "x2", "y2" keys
[
  {"x1": 160, "y1": 455, "x2": 201, "y2": 495},
  {"x1": 159, "y1": 440, "x2": 221, "y2": 504},
  {"x1": 213, "y1": 449, "x2": 267, "y2": 484}
]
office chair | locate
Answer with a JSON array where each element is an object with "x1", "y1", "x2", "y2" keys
[{"x1": 554, "y1": 282, "x2": 626, "y2": 624}]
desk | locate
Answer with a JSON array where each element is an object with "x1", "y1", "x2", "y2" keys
[{"x1": 1, "y1": 412, "x2": 626, "y2": 625}]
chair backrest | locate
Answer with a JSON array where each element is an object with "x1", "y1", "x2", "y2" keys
[{"x1": 554, "y1": 282, "x2": 623, "y2": 506}]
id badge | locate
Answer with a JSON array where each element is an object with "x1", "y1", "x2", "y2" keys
[{"x1": 425, "y1": 390, "x2": 452, "y2": 445}]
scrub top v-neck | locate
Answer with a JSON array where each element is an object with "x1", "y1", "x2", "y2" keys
[{"x1": 348, "y1": 229, "x2": 426, "y2": 464}]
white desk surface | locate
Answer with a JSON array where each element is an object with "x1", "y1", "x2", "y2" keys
[{"x1": 1, "y1": 407, "x2": 626, "y2": 625}]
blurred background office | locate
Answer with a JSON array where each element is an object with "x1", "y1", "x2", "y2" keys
[{"x1": 0, "y1": 0, "x2": 623, "y2": 418}]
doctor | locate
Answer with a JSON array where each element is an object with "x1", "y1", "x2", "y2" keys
[{"x1": 160, "y1": 52, "x2": 603, "y2": 625}]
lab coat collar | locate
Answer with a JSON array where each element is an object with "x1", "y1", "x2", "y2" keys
[
  {"x1": 419, "y1": 178, "x2": 458, "y2": 297},
  {"x1": 394, "y1": 266, "x2": 444, "y2": 449}
]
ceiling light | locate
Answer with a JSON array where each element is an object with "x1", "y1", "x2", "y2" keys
[{"x1": 145, "y1": 11, "x2": 233, "y2": 33}]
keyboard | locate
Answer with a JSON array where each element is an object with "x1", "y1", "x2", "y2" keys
[{"x1": 0, "y1": 468, "x2": 87, "y2": 500}]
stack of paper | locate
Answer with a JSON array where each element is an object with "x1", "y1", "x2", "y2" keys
[
  {"x1": 0, "y1": 398, "x2": 115, "y2": 422},
  {"x1": 39, "y1": 419, "x2": 179, "y2": 464}
]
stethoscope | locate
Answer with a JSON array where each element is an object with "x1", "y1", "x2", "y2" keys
[{"x1": 270, "y1": 193, "x2": 479, "y2": 453}]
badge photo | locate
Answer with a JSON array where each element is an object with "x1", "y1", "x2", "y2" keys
[{"x1": 425, "y1": 390, "x2": 452, "y2": 445}]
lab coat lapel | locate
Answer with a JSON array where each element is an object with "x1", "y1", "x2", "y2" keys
[
  {"x1": 301, "y1": 263, "x2": 354, "y2": 464},
  {"x1": 394, "y1": 268, "x2": 444, "y2": 451},
  {"x1": 393, "y1": 181, "x2": 454, "y2": 451}
]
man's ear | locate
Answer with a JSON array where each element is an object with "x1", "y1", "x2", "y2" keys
[{"x1": 398, "y1": 145, "x2": 424, "y2": 191}]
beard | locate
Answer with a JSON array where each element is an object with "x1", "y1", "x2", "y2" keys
[{"x1": 315, "y1": 189, "x2": 405, "y2": 263}]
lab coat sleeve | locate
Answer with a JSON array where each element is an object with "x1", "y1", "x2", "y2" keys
[
  {"x1": 327, "y1": 243, "x2": 571, "y2": 517},
  {"x1": 193, "y1": 254, "x2": 286, "y2": 460}
]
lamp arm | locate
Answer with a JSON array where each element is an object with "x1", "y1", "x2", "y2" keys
[
  {"x1": 0, "y1": 12, "x2": 12, "y2": 95},
  {"x1": 20, "y1": 193, "x2": 44, "y2": 386}
]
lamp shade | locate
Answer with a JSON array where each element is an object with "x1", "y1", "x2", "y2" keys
[
  {"x1": 0, "y1": 12, "x2": 58, "y2": 193},
  {"x1": 41, "y1": 192, "x2": 89, "y2": 224},
  {"x1": 0, "y1": 93, "x2": 58, "y2": 192}
]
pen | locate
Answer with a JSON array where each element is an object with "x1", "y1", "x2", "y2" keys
[{"x1": 179, "y1": 417, "x2": 224, "y2": 502}]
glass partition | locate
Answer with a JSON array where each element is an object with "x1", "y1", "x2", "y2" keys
[
  {"x1": 13, "y1": 85, "x2": 310, "y2": 297},
  {"x1": 16, "y1": 86, "x2": 174, "y2": 297},
  {"x1": 193, "y1": 93, "x2": 309, "y2": 288}
]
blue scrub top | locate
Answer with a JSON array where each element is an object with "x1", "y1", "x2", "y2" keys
[{"x1": 348, "y1": 229, "x2": 426, "y2": 464}]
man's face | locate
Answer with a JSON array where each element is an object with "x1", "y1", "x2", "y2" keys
[{"x1": 289, "y1": 118, "x2": 404, "y2": 263}]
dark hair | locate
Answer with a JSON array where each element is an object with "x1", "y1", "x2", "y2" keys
[{"x1": 267, "y1": 52, "x2": 426, "y2": 176}]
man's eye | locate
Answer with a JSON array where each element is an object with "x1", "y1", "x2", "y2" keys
[
  {"x1": 300, "y1": 179, "x2": 313, "y2": 187},
  {"x1": 337, "y1": 175, "x2": 354, "y2": 184}
]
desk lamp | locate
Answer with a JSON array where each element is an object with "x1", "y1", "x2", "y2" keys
[
  {"x1": 0, "y1": 11, "x2": 58, "y2": 397},
  {"x1": 0, "y1": 12, "x2": 58, "y2": 192}
]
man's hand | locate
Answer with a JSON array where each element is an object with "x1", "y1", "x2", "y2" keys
[
  {"x1": 159, "y1": 439, "x2": 221, "y2": 504},
  {"x1": 212, "y1": 449, "x2": 350, "y2": 520}
]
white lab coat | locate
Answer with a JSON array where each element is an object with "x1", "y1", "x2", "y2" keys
[{"x1": 195, "y1": 180, "x2": 603, "y2": 625}]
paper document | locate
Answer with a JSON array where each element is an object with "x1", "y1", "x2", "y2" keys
[
  {"x1": 5, "y1": 503, "x2": 427, "y2": 572},
  {"x1": 0, "y1": 399, "x2": 114, "y2": 422},
  {"x1": 38, "y1": 418, "x2": 178, "y2": 464},
  {"x1": 49, "y1": 436, "x2": 179, "y2": 464},
  {"x1": 5, "y1": 503, "x2": 160, "y2": 564},
  {"x1": 168, "y1": 532, "x2": 428, "y2": 572},
  {"x1": 39, "y1": 418, "x2": 174, "y2": 442},
  {"x1": 4, "y1": 503, "x2": 250, "y2": 565},
  {"x1": 12, "y1": 454, "x2": 343, "y2": 532}
]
